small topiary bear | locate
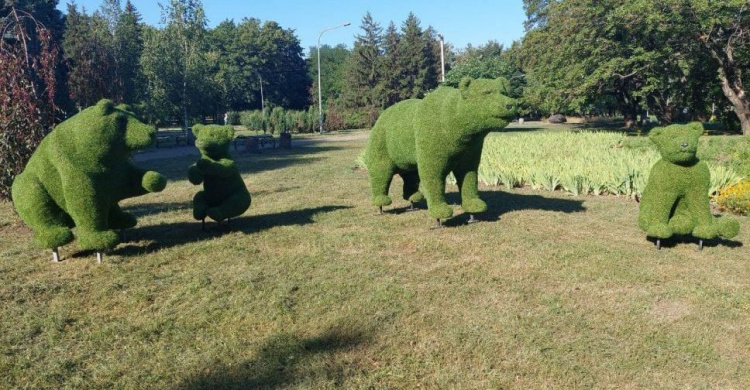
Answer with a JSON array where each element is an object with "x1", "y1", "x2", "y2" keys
[
  {"x1": 188, "y1": 124, "x2": 251, "y2": 226},
  {"x1": 11, "y1": 99, "x2": 167, "y2": 261},
  {"x1": 638, "y1": 122, "x2": 740, "y2": 249},
  {"x1": 364, "y1": 77, "x2": 516, "y2": 225}
]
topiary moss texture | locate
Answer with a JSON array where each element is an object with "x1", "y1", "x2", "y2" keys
[
  {"x1": 638, "y1": 122, "x2": 740, "y2": 241},
  {"x1": 365, "y1": 77, "x2": 516, "y2": 220},
  {"x1": 188, "y1": 124, "x2": 251, "y2": 222},
  {"x1": 11, "y1": 99, "x2": 167, "y2": 251}
]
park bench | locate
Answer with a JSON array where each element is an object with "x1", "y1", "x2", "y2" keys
[
  {"x1": 233, "y1": 134, "x2": 277, "y2": 153},
  {"x1": 155, "y1": 130, "x2": 192, "y2": 148}
]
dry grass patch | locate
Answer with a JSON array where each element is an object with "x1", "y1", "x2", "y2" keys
[{"x1": 1, "y1": 131, "x2": 748, "y2": 389}]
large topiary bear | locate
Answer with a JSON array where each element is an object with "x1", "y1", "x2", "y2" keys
[
  {"x1": 638, "y1": 122, "x2": 740, "y2": 249},
  {"x1": 11, "y1": 99, "x2": 167, "y2": 260},
  {"x1": 188, "y1": 124, "x2": 251, "y2": 226},
  {"x1": 364, "y1": 77, "x2": 516, "y2": 224}
]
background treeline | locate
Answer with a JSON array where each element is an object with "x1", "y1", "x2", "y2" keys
[
  {"x1": 2, "y1": 0, "x2": 748, "y2": 134},
  {"x1": 518, "y1": 0, "x2": 750, "y2": 134}
]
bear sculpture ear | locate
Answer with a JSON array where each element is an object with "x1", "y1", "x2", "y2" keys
[
  {"x1": 648, "y1": 126, "x2": 664, "y2": 142},
  {"x1": 96, "y1": 99, "x2": 115, "y2": 115},
  {"x1": 192, "y1": 124, "x2": 203, "y2": 138},
  {"x1": 116, "y1": 103, "x2": 133, "y2": 113},
  {"x1": 459, "y1": 77, "x2": 473, "y2": 98},
  {"x1": 687, "y1": 121, "x2": 704, "y2": 137},
  {"x1": 496, "y1": 77, "x2": 511, "y2": 95}
]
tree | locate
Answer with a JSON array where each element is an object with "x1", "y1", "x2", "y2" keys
[
  {"x1": 114, "y1": 0, "x2": 144, "y2": 104},
  {"x1": 673, "y1": 0, "x2": 750, "y2": 134},
  {"x1": 396, "y1": 12, "x2": 438, "y2": 100},
  {"x1": 0, "y1": 7, "x2": 60, "y2": 199},
  {"x1": 62, "y1": 3, "x2": 115, "y2": 109},
  {"x1": 308, "y1": 43, "x2": 350, "y2": 107},
  {"x1": 445, "y1": 40, "x2": 525, "y2": 99},
  {"x1": 159, "y1": 0, "x2": 208, "y2": 130},
  {"x1": 344, "y1": 12, "x2": 384, "y2": 112},
  {"x1": 379, "y1": 21, "x2": 403, "y2": 107},
  {"x1": 256, "y1": 20, "x2": 310, "y2": 109}
]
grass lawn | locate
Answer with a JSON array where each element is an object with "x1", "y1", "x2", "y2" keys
[{"x1": 1, "y1": 128, "x2": 748, "y2": 389}]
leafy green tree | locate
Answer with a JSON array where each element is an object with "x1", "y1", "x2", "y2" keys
[
  {"x1": 668, "y1": 0, "x2": 749, "y2": 134},
  {"x1": 446, "y1": 40, "x2": 525, "y2": 99},
  {"x1": 256, "y1": 20, "x2": 310, "y2": 109},
  {"x1": 308, "y1": 43, "x2": 350, "y2": 108},
  {"x1": 158, "y1": 0, "x2": 208, "y2": 129}
]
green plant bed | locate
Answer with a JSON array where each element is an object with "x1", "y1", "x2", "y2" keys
[{"x1": 479, "y1": 131, "x2": 742, "y2": 198}]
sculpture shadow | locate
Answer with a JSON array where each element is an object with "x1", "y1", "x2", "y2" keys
[
  {"x1": 179, "y1": 322, "x2": 372, "y2": 389},
  {"x1": 122, "y1": 201, "x2": 192, "y2": 218},
  {"x1": 112, "y1": 205, "x2": 351, "y2": 257},
  {"x1": 134, "y1": 145, "x2": 344, "y2": 182},
  {"x1": 491, "y1": 126, "x2": 548, "y2": 133},
  {"x1": 646, "y1": 236, "x2": 744, "y2": 250},
  {"x1": 384, "y1": 189, "x2": 586, "y2": 227}
]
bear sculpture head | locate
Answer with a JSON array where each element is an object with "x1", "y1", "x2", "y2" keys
[
  {"x1": 458, "y1": 77, "x2": 517, "y2": 132},
  {"x1": 649, "y1": 122, "x2": 703, "y2": 165},
  {"x1": 193, "y1": 124, "x2": 234, "y2": 158},
  {"x1": 70, "y1": 99, "x2": 156, "y2": 163}
]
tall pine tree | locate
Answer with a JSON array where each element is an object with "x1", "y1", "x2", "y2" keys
[
  {"x1": 396, "y1": 12, "x2": 438, "y2": 100},
  {"x1": 115, "y1": 0, "x2": 143, "y2": 104},
  {"x1": 344, "y1": 12, "x2": 383, "y2": 112}
]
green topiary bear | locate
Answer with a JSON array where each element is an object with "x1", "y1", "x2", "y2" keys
[
  {"x1": 364, "y1": 77, "x2": 516, "y2": 223},
  {"x1": 188, "y1": 124, "x2": 251, "y2": 224},
  {"x1": 11, "y1": 99, "x2": 167, "y2": 256},
  {"x1": 638, "y1": 122, "x2": 739, "y2": 248}
]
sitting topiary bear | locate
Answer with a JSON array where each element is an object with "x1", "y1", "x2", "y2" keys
[
  {"x1": 11, "y1": 99, "x2": 167, "y2": 258},
  {"x1": 364, "y1": 77, "x2": 516, "y2": 224},
  {"x1": 638, "y1": 122, "x2": 739, "y2": 248},
  {"x1": 188, "y1": 124, "x2": 251, "y2": 225}
]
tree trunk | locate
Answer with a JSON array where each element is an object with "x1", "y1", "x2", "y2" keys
[{"x1": 717, "y1": 66, "x2": 750, "y2": 135}]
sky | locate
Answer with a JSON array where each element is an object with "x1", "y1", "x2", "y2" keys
[{"x1": 56, "y1": 0, "x2": 527, "y2": 54}]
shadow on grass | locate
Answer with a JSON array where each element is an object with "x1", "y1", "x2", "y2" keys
[
  {"x1": 112, "y1": 205, "x2": 351, "y2": 257},
  {"x1": 385, "y1": 190, "x2": 586, "y2": 227},
  {"x1": 646, "y1": 236, "x2": 744, "y2": 250},
  {"x1": 180, "y1": 322, "x2": 371, "y2": 389},
  {"x1": 122, "y1": 201, "x2": 192, "y2": 218},
  {"x1": 134, "y1": 145, "x2": 345, "y2": 182}
]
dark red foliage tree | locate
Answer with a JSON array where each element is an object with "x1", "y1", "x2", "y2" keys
[{"x1": 0, "y1": 7, "x2": 59, "y2": 200}]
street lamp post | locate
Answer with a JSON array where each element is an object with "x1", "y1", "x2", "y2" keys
[
  {"x1": 317, "y1": 22, "x2": 351, "y2": 134},
  {"x1": 438, "y1": 34, "x2": 445, "y2": 83}
]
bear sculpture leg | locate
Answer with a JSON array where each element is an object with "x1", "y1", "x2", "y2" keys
[
  {"x1": 401, "y1": 171, "x2": 423, "y2": 211},
  {"x1": 12, "y1": 173, "x2": 75, "y2": 250}
]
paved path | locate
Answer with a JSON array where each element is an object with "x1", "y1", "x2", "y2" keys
[{"x1": 133, "y1": 130, "x2": 370, "y2": 162}]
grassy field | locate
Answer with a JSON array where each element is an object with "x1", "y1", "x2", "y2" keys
[{"x1": 1, "y1": 127, "x2": 749, "y2": 389}]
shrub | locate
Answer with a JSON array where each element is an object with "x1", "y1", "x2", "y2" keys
[
  {"x1": 715, "y1": 181, "x2": 750, "y2": 216},
  {"x1": 548, "y1": 114, "x2": 567, "y2": 124},
  {"x1": 226, "y1": 111, "x2": 240, "y2": 125},
  {"x1": 240, "y1": 110, "x2": 267, "y2": 132}
]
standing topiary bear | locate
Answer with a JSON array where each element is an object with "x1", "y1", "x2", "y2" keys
[
  {"x1": 188, "y1": 124, "x2": 251, "y2": 228},
  {"x1": 638, "y1": 122, "x2": 740, "y2": 249},
  {"x1": 365, "y1": 77, "x2": 516, "y2": 225},
  {"x1": 11, "y1": 99, "x2": 167, "y2": 262}
]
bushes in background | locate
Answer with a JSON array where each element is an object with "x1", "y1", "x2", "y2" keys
[{"x1": 237, "y1": 105, "x2": 371, "y2": 134}]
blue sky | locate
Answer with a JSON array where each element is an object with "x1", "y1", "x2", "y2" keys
[{"x1": 58, "y1": 0, "x2": 527, "y2": 54}]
